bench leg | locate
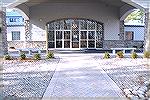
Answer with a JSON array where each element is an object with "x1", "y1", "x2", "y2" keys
[
  {"x1": 29, "y1": 50, "x2": 32, "y2": 55},
  {"x1": 123, "y1": 50, "x2": 125, "y2": 54},
  {"x1": 112, "y1": 50, "x2": 115, "y2": 55},
  {"x1": 38, "y1": 50, "x2": 41, "y2": 54},
  {"x1": 131, "y1": 49, "x2": 135, "y2": 53}
]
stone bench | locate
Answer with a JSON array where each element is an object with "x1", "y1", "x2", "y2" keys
[
  {"x1": 16, "y1": 48, "x2": 45, "y2": 55},
  {"x1": 111, "y1": 48, "x2": 136, "y2": 55}
]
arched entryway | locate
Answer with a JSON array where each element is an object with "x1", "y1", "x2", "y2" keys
[{"x1": 46, "y1": 18, "x2": 104, "y2": 49}]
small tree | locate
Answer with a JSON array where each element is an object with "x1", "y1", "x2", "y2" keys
[
  {"x1": 143, "y1": 51, "x2": 150, "y2": 58},
  {"x1": 46, "y1": 52, "x2": 54, "y2": 59},
  {"x1": 116, "y1": 51, "x2": 124, "y2": 58},
  {"x1": 103, "y1": 52, "x2": 110, "y2": 59},
  {"x1": 20, "y1": 53, "x2": 26, "y2": 60},
  {"x1": 34, "y1": 53, "x2": 41, "y2": 60},
  {"x1": 4, "y1": 55, "x2": 11, "y2": 60},
  {"x1": 131, "y1": 52, "x2": 138, "y2": 59}
]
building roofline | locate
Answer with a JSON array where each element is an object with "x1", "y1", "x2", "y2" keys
[{"x1": 124, "y1": 25, "x2": 144, "y2": 27}]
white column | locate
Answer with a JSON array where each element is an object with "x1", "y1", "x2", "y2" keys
[
  {"x1": 144, "y1": 9, "x2": 150, "y2": 51},
  {"x1": 0, "y1": 6, "x2": 8, "y2": 56},
  {"x1": 24, "y1": 20, "x2": 30, "y2": 48}
]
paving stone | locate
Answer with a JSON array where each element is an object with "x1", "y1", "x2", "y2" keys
[
  {"x1": 132, "y1": 86, "x2": 140, "y2": 91},
  {"x1": 137, "y1": 90, "x2": 145, "y2": 95},
  {"x1": 127, "y1": 94, "x2": 134, "y2": 98},
  {"x1": 130, "y1": 96, "x2": 139, "y2": 100},
  {"x1": 123, "y1": 89, "x2": 132, "y2": 95},
  {"x1": 138, "y1": 86, "x2": 147, "y2": 92},
  {"x1": 132, "y1": 90, "x2": 138, "y2": 95},
  {"x1": 138, "y1": 94, "x2": 145, "y2": 98}
]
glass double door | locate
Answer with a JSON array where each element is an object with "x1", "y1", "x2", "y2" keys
[
  {"x1": 80, "y1": 31, "x2": 95, "y2": 48},
  {"x1": 56, "y1": 31, "x2": 71, "y2": 48},
  {"x1": 55, "y1": 30, "x2": 96, "y2": 49}
]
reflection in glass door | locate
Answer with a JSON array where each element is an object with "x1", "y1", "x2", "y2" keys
[
  {"x1": 64, "y1": 31, "x2": 71, "y2": 48},
  {"x1": 56, "y1": 31, "x2": 62, "y2": 48},
  {"x1": 80, "y1": 31, "x2": 87, "y2": 48},
  {"x1": 47, "y1": 18, "x2": 104, "y2": 49},
  {"x1": 88, "y1": 31, "x2": 95, "y2": 48},
  {"x1": 72, "y1": 31, "x2": 79, "y2": 48}
]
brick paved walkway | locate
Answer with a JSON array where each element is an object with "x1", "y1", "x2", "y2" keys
[{"x1": 43, "y1": 54, "x2": 125, "y2": 98}]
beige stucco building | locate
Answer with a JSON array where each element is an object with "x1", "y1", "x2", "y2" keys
[{"x1": 0, "y1": 0, "x2": 150, "y2": 55}]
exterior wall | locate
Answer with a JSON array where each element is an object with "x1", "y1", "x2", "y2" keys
[
  {"x1": 7, "y1": 26, "x2": 25, "y2": 41},
  {"x1": 29, "y1": 2, "x2": 120, "y2": 41},
  {"x1": 6, "y1": 16, "x2": 25, "y2": 41},
  {"x1": 8, "y1": 40, "x2": 143, "y2": 50},
  {"x1": 8, "y1": 41, "x2": 46, "y2": 49},
  {"x1": 124, "y1": 25, "x2": 144, "y2": 41},
  {"x1": 30, "y1": 24, "x2": 46, "y2": 41},
  {"x1": 103, "y1": 40, "x2": 143, "y2": 49}
]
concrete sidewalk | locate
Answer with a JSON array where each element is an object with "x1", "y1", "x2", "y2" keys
[{"x1": 43, "y1": 54, "x2": 124, "y2": 98}]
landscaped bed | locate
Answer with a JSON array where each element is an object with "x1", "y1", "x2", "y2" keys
[
  {"x1": 95, "y1": 52, "x2": 150, "y2": 99},
  {"x1": 2, "y1": 52, "x2": 60, "y2": 99}
]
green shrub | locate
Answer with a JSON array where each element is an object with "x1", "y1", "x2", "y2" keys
[
  {"x1": 46, "y1": 52, "x2": 54, "y2": 59},
  {"x1": 143, "y1": 51, "x2": 150, "y2": 58},
  {"x1": 4, "y1": 55, "x2": 11, "y2": 60},
  {"x1": 103, "y1": 52, "x2": 110, "y2": 59},
  {"x1": 116, "y1": 51, "x2": 124, "y2": 58},
  {"x1": 20, "y1": 53, "x2": 26, "y2": 60},
  {"x1": 131, "y1": 52, "x2": 138, "y2": 59},
  {"x1": 33, "y1": 53, "x2": 41, "y2": 60}
]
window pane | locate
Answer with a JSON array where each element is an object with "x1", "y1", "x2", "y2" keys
[
  {"x1": 72, "y1": 31, "x2": 79, "y2": 41},
  {"x1": 48, "y1": 31, "x2": 54, "y2": 41},
  {"x1": 88, "y1": 31, "x2": 95, "y2": 39},
  {"x1": 80, "y1": 31, "x2": 87, "y2": 39},
  {"x1": 97, "y1": 23, "x2": 103, "y2": 31},
  {"x1": 64, "y1": 20, "x2": 71, "y2": 30},
  {"x1": 56, "y1": 31, "x2": 62, "y2": 39},
  {"x1": 88, "y1": 21, "x2": 95, "y2": 30},
  {"x1": 48, "y1": 23, "x2": 54, "y2": 30},
  {"x1": 80, "y1": 40, "x2": 87, "y2": 48},
  {"x1": 12, "y1": 31, "x2": 20, "y2": 40},
  {"x1": 64, "y1": 31, "x2": 70, "y2": 39},
  {"x1": 80, "y1": 20, "x2": 87, "y2": 30},
  {"x1": 48, "y1": 42, "x2": 55, "y2": 48},
  {"x1": 96, "y1": 31, "x2": 103, "y2": 41},
  {"x1": 56, "y1": 41, "x2": 62, "y2": 48},
  {"x1": 125, "y1": 31, "x2": 134, "y2": 40},
  {"x1": 64, "y1": 41, "x2": 70, "y2": 48},
  {"x1": 72, "y1": 42, "x2": 79, "y2": 48},
  {"x1": 72, "y1": 20, "x2": 79, "y2": 31},
  {"x1": 55, "y1": 21, "x2": 63, "y2": 30},
  {"x1": 88, "y1": 41, "x2": 95, "y2": 48},
  {"x1": 96, "y1": 41, "x2": 103, "y2": 48}
]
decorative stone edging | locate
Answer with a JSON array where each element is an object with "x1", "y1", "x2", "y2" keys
[{"x1": 123, "y1": 80, "x2": 150, "y2": 99}]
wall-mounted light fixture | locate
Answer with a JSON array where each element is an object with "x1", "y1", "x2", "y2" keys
[{"x1": 39, "y1": 18, "x2": 43, "y2": 22}]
